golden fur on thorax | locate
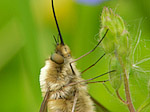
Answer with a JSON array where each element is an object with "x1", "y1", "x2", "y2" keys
[{"x1": 40, "y1": 44, "x2": 95, "y2": 112}]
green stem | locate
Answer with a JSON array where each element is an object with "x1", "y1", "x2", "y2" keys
[
  {"x1": 123, "y1": 68, "x2": 135, "y2": 112},
  {"x1": 118, "y1": 57, "x2": 135, "y2": 112},
  {"x1": 116, "y1": 90, "x2": 126, "y2": 104}
]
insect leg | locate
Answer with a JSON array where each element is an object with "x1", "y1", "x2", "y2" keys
[
  {"x1": 71, "y1": 91, "x2": 78, "y2": 112},
  {"x1": 70, "y1": 63, "x2": 75, "y2": 74},
  {"x1": 65, "y1": 70, "x2": 116, "y2": 87},
  {"x1": 86, "y1": 80, "x2": 108, "y2": 84},
  {"x1": 69, "y1": 29, "x2": 108, "y2": 74},
  {"x1": 81, "y1": 53, "x2": 105, "y2": 74}
]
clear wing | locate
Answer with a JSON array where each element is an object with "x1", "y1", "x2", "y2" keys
[{"x1": 40, "y1": 90, "x2": 50, "y2": 112}]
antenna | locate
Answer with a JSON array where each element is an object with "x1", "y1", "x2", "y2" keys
[{"x1": 51, "y1": 0, "x2": 64, "y2": 45}]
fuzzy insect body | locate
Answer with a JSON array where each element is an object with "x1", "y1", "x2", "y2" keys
[
  {"x1": 39, "y1": 0, "x2": 111, "y2": 111},
  {"x1": 40, "y1": 44, "x2": 95, "y2": 112}
]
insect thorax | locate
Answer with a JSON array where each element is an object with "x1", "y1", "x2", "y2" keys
[{"x1": 40, "y1": 55, "x2": 95, "y2": 112}]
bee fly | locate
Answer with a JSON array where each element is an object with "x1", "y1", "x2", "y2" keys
[{"x1": 39, "y1": 0, "x2": 114, "y2": 112}]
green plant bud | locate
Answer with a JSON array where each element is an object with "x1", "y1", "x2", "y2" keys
[
  {"x1": 100, "y1": 7, "x2": 130, "y2": 59},
  {"x1": 100, "y1": 28, "x2": 115, "y2": 53},
  {"x1": 116, "y1": 14, "x2": 126, "y2": 35},
  {"x1": 109, "y1": 56, "x2": 122, "y2": 90},
  {"x1": 101, "y1": 7, "x2": 111, "y2": 26},
  {"x1": 117, "y1": 30, "x2": 130, "y2": 64}
]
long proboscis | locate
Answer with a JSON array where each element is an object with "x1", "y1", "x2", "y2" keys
[{"x1": 51, "y1": 0, "x2": 64, "y2": 45}]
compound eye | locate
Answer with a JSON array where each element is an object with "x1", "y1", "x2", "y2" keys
[{"x1": 51, "y1": 53, "x2": 64, "y2": 64}]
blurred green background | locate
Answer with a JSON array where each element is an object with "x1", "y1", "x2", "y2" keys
[{"x1": 0, "y1": 0, "x2": 150, "y2": 112}]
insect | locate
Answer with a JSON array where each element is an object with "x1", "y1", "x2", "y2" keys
[{"x1": 39, "y1": 0, "x2": 114, "y2": 112}]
